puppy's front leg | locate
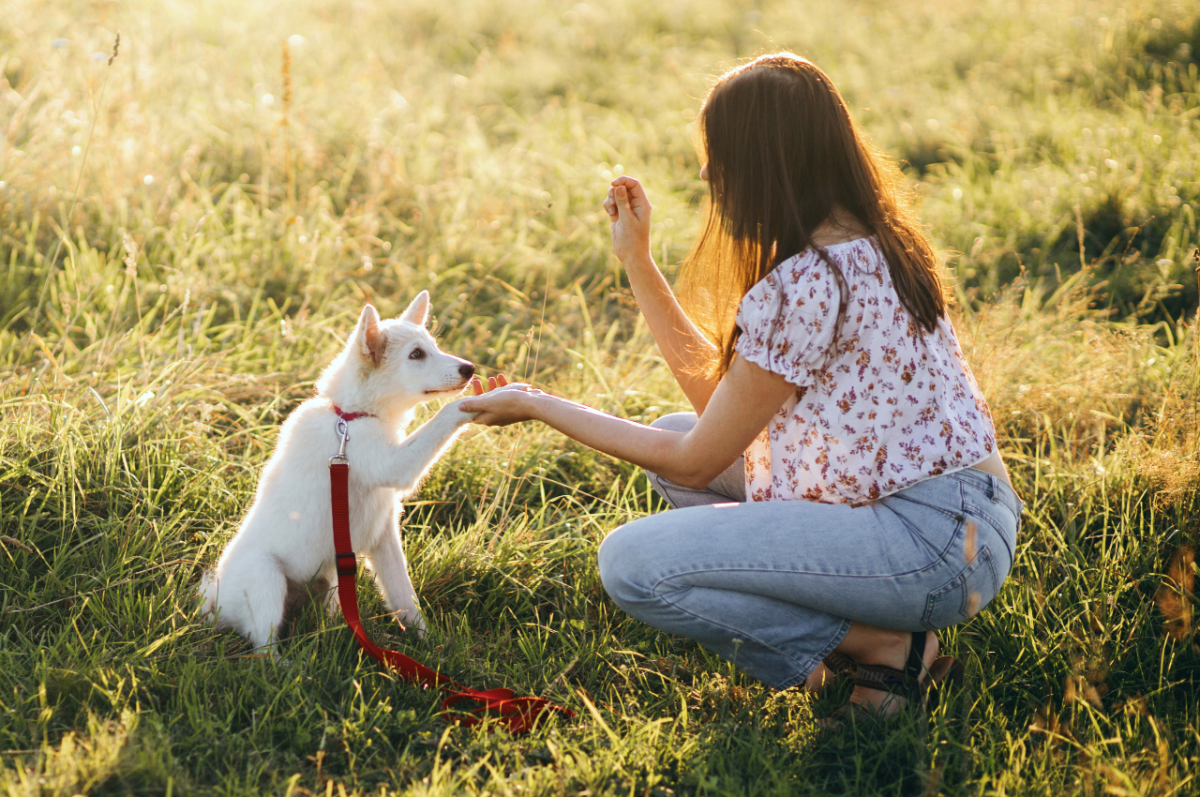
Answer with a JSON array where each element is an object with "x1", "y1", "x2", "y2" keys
[
  {"x1": 376, "y1": 400, "x2": 475, "y2": 493},
  {"x1": 364, "y1": 524, "x2": 426, "y2": 636}
]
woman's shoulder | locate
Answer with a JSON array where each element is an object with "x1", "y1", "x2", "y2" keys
[
  {"x1": 751, "y1": 236, "x2": 883, "y2": 297},
  {"x1": 788, "y1": 236, "x2": 883, "y2": 276}
]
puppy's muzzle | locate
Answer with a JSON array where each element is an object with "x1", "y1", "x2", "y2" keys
[{"x1": 458, "y1": 363, "x2": 475, "y2": 380}]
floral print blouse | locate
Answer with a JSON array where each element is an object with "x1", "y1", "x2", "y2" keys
[{"x1": 734, "y1": 236, "x2": 997, "y2": 505}]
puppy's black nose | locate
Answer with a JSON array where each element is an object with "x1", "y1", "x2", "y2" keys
[{"x1": 459, "y1": 363, "x2": 475, "y2": 379}]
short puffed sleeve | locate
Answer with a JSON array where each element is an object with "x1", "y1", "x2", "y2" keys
[{"x1": 733, "y1": 255, "x2": 839, "y2": 388}]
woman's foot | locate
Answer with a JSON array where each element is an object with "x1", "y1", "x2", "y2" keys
[
  {"x1": 835, "y1": 628, "x2": 939, "y2": 718},
  {"x1": 804, "y1": 651, "x2": 858, "y2": 693},
  {"x1": 805, "y1": 662, "x2": 835, "y2": 692}
]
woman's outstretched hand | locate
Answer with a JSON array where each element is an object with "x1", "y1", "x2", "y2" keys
[
  {"x1": 461, "y1": 373, "x2": 545, "y2": 427},
  {"x1": 603, "y1": 175, "x2": 653, "y2": 264}
]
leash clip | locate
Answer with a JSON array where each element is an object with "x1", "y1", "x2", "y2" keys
[{"x1": 329, "y1": 419, "x2": 350, "y2": 466}]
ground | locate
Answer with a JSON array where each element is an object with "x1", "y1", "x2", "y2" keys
[{"x1": 1, "y1": 0, "x2": 1198, "y2": 794}]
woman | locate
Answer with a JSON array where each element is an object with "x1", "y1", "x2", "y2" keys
[{"x1": 461, "y1": 53, "x2": 1021, "y2": 718}]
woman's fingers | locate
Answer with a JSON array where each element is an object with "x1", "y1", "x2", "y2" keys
[
  {"x1": 611, "y1": 176, "x2": 650, "y2": 220},
  {"x1": 611, "y1": 175, "x2": 645, "y2": 202},
  {"x1": 603, "y1": 186, "x2": 618, "y2": 219},
  {"x1": 468, "y1": 373, "x2": 512, "y2": 397},
  {"x1": 614, "y1": 184, "x2": 631, "y2": 209}
]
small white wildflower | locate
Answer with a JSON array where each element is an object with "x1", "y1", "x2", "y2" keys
[
  {"x1": 143, "y1": 174, "x2": 154, "y2": 185},
  {"x1": 261, "y1": 93, "x2": 275, "y2": 106}
]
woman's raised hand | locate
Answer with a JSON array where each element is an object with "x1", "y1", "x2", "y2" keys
[{"x1": 603, "y1": 176, "x2": 653, "y2": 265}]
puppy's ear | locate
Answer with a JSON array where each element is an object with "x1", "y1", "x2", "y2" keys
[
  {"x1": 353, "y1": 304, "x2": 388, "y2": 367},
  {"x1": 399, "y1": 290, "x2": 431, "y2": 327}
]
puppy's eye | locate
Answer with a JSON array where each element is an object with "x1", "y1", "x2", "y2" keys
[{"x1": 409, "y1": 347, "x2": 425, "y2": 361}]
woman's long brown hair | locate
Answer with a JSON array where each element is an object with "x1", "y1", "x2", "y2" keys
[{"x1": 679, "y1": 53, "x2": 947, "y2": 378}]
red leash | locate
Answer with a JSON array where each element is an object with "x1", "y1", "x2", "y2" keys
[{"x1": 328, "y1": 407, "x2": 574, "y2": 733}]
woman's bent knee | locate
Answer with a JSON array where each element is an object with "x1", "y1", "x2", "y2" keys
[{"x1": 597, "y1": 523, "x2": 658, "y2": 610}]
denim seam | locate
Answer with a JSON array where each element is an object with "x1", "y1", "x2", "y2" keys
[
  {"x1": 652, "y1": 563, "x2": 936, "y2": 583},
  {"x1": 888, "y1": 492, "x2": 964, "y2": 522},
  {"x1": 649, "y1": 583, "x2": 820, "y2": 688},
  {"x1": 802, "y1": 617, "x2": 854, "y2": 684},
  {"x1": 963, "y1": 497, "x2": 1018, "y2": 530},
  {"x1": 772, "y1": 617, "x2": 853, "y2": 691},
  {"x1": 921, "y1": 544, "x2": 993, "y2": 630},
  {"x1": 961, "y1": 503, "x2": 1018, "y2": 567},
  {"x1": 876, "y1": 500, "x2": 958, "y2": 565},
  {"x1": 948, "y1": 470, "x2": 1023, "y2": 516}
]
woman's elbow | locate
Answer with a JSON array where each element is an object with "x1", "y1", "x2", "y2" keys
[{"x1": 667, "y1": 463, "x2": 725, "y2": 491}]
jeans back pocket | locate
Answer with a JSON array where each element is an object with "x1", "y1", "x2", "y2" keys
[{"x1": 921, "y1": 545, "x2": 999, "y2": 631}]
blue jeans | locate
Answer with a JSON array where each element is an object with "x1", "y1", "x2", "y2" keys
[{"x1": 597, "y1": 413, "x2": 1022, "y2": 690}]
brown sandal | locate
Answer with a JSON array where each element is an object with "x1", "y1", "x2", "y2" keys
[{"x1": 825, "y1": 632, "x2": 964, "y2": 726}]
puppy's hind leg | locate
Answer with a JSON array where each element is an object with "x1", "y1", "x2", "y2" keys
[
  {"x1": 364, "y1": 525, "x2": 426, "y2": 637},
  {"x1": 217, "y1": 553, "x2": 290, "y2": 652}
]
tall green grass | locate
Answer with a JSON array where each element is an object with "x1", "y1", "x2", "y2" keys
[{"x1": 1, "y1": 0, "x2": 1198, "y2": 793}]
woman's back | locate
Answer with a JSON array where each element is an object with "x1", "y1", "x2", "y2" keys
[{"x1": 735, "y1": 236, "x2": 997, "y2": 504}]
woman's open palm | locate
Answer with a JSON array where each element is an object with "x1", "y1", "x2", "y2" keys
[{"x1": 604, "y1": 176, "x2": 653, "y2": 264}]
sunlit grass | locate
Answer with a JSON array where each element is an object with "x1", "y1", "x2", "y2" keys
[{"x1": 1, "y1": 0, "x2": 1198, "y2": 794}]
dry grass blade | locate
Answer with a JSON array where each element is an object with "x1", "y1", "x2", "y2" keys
[{"x1": 1155, "y1": 543, "x2": 1195, "y2": 640}]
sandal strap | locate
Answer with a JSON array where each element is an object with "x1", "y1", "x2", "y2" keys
[
  {"x1": 824, "y1": 651, "x2": 857, "y2": 676},
  {"x1": 852, "y1": 662, "x2": 922, "y2": 701}
]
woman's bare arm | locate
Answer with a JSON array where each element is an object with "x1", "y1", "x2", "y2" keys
[
  {"x1": 461, "y1": 356, "x2": 794, "y2": 488},
  {"x1": 605, "y1": 176, "x2": 721, "y2": 413}
]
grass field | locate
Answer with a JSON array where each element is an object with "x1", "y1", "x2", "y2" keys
[{"x1": 2, "y1": 0, "x2": 1200, "y2": 793}]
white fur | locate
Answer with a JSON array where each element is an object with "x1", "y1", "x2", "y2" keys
[{"x1": 198, "y1": 291, "x2": 476, "y2": 650}]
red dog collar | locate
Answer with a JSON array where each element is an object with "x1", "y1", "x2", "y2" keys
[{"x1": 332, "y1": 405, "x2": 375, "y2": 422}]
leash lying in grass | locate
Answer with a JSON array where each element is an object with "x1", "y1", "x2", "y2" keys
[{"x1": 328, "y1": 412, "x2": 575, "y2": 733}]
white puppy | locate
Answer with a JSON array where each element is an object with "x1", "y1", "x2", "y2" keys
[{"x1": 199, "y1": 291, "x2": 476, "y2": 650}]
